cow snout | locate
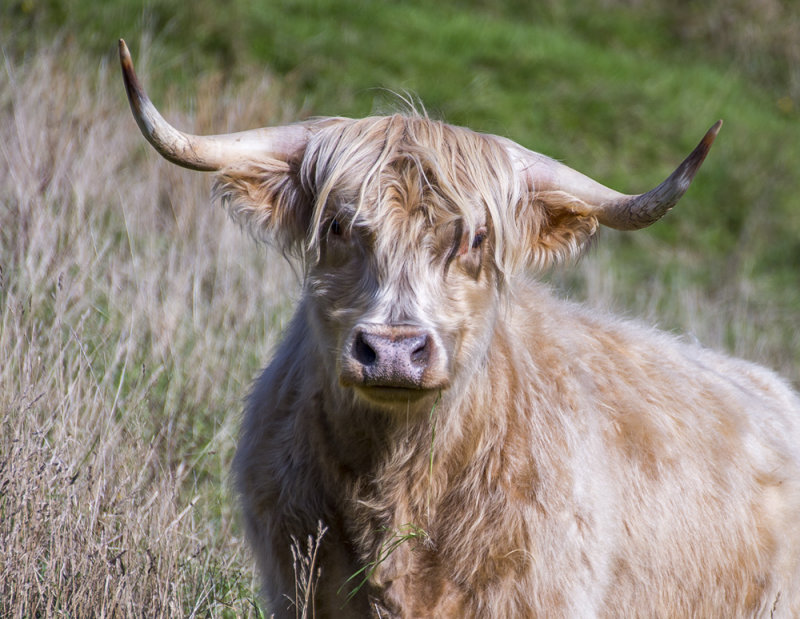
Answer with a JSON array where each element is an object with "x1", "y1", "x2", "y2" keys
[
  {"x1": 339, "y1": 324, "x2": 450, "y2": 399},
  {"x1": 353, "y1": 328, "x2": 432, "y2": 385}
]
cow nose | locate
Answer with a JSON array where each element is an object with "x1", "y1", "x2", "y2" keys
[{"x1": 351, "y1": 326, "x2": 433, "y2": 388}]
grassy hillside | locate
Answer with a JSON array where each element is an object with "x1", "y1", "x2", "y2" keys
[
  {"x1": 2, "y1": 1, "x2": 799, "y2": 615},
  {"x1": 6, "y1": 0, "x2": 800, "y2": 327}
]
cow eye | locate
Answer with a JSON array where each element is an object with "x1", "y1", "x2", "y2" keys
[
  {"x1": 330, "y1": 218, "x2": 342, "y2": 236},
  {"x1": 471, "y1": 227, "x2": 487, "y2": 249}
]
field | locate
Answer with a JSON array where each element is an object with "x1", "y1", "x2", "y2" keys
[{"x1": 2, "y1": 1, "x2": 800, "y2": 616}]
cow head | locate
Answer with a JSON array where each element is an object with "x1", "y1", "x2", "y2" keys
[{"x1": 119, "y1": 40, "x2": 720, "y2": 414}]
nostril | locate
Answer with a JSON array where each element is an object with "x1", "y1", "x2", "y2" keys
[
  {"x1": 353, "y1": 331, "x2": 377, "y2": 366},
  {"x1": 410, "y1": 335, "x2": 430, "y2": 367}
]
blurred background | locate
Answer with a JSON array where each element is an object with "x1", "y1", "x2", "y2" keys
[{"x1": 2, "y1": 0, "x2": 799, "y2": 616}]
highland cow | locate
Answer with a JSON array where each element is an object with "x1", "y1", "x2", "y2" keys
[{"x1": 120, "y1": 39, "x2": 800, "y2": 617}]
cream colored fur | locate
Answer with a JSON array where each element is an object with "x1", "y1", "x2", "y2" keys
[{"x1": 215, "y1": 114, "x2": 800, "y2": 617}]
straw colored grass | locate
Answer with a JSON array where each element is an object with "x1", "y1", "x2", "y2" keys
[{"x1": 0, "y1": 42, "x2": 299, "y2": 617}]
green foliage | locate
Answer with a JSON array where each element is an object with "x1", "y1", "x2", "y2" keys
[{"x1": 340, "y1": 524, "x2": 430, "y2": 603}]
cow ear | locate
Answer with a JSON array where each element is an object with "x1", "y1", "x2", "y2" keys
[
  {"x1": 504, "y1": 122, "x2": 722, "y2": 270},
  {"x1": 519, "y1": 189, "x2": 599, "y2": 269},
  {"x1": 213, "y1": 157, "x2": 311, "y2": 253}
]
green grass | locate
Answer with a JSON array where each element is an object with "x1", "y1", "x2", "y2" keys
[
  {"x1": 339, "y1": 523, "x2": 430, "y2": 604},
  {"x1": 2, "y1": 1, "x2": 800, "y2": 615}
]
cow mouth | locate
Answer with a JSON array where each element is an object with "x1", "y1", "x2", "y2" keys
[{"x1": 354, "y1": 384, "x2": 438, "y2": 405}]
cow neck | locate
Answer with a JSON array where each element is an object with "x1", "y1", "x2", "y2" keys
[{"x1": 312, "y1": 387, "x2": 397, "y2": 477}]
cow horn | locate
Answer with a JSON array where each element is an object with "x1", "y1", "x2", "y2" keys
[
  {"x1": 506, "y1": 121, "x2": 722, "y2": 230},
  {"x1": 119, "y1": 39, "x2": 310, "y2": 171}
]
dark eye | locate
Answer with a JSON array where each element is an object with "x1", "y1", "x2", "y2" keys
[
  {"x1": 330, "y1": 218, "x2": 342, "y2": 236},
  {"x1": 471, "y1": 228, "x2": 487, "y2": 249}
]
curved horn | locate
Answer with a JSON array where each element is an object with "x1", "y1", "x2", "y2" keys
[
  {"x1": 119, "y1": 39, "x2": 311, "y2": 171},
  {"x1": 505, "y1": 121, "x2": 722, "y2": 230}
]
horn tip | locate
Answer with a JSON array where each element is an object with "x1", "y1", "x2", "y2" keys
[
  {"x1": 119, "y1": 39, "x2": 134, "y2": 78},
  {"x1": 688, "y1": 120, "x2": 722, "y2": 166},
  {"x1": 705, "y1": 119, "x2": 723, "y2": 145}
]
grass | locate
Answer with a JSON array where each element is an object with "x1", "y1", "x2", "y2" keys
[
  {"x1": 427, "y1": 391, "x2": 442, "y2": 521},
  {"x1": 2, "y1": 1, "x2": 800, "y2": 615},
  {"x1": 0, "y1": 42, "x2": 297, "y2": 617},
  {"x1": 339, "y1": 524, "x2": 430, "y2": 605},
  {"x1": 289, "y1": 522, "x2": 328, "y2": 619}
]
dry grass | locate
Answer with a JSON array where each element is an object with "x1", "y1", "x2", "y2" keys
[
  {"x1": 0, "y1": 42, "x2": 299, "y2": 617},
  {"x1": 289, "y1": 522, "x2": 328, "y2": 619},
  {"x1": 2, "y1": 37, "x2": 798, "y2": 618}
]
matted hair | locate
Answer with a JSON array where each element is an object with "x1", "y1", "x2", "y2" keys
[{"x1": 215, "y1": 112, "x2": 546, "y2": 279}]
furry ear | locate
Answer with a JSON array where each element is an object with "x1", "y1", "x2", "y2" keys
[
  {"x1": 518, "y1": 189, "x2": 599, "y2": 270},
  {"x1": 213, "y1": 158, "x2": 311, "y2": 254}
]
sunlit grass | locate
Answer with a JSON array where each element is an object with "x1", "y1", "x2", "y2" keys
[{"x1": 0, "y1": 42, "x2": 298, "y2": 617}]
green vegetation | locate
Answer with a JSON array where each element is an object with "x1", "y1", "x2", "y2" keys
[
  {"x1": 2, "y1": 0, "x2": 799, "y2": 615},
  {"x1": 340, "y1": 524, "x2": 430, "y2": 603}
]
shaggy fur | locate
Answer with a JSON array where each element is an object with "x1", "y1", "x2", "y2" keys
[{"x1": 214, "y1": 114, "x2": 800, "y2": 617}]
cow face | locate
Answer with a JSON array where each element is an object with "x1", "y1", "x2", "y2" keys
[
  {"x1": 306, "y1": 183, "x2": 495, "y2": 410},
  {"x1": 304, "y1": 121, "x2": 505, "y2": 410},
  {"x1": 216, "y1": 115, "x2": 553, "y2": 413}
]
